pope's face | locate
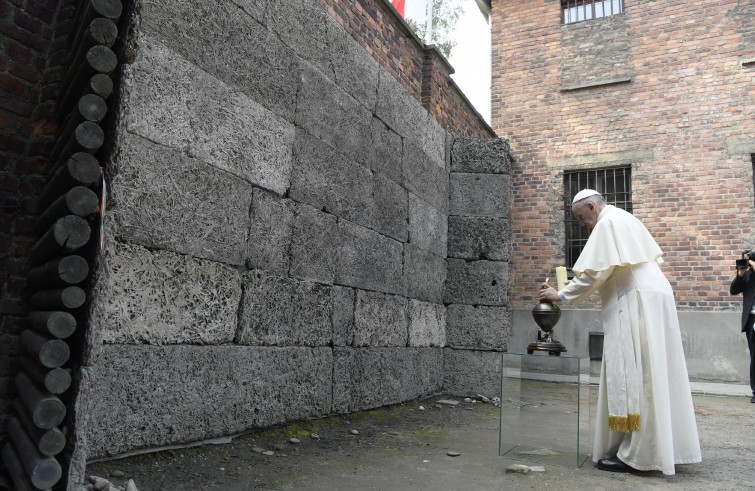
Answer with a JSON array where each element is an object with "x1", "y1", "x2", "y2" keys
[{"x1": 572, "y1": 202, "x2": 599, "y2": 230}]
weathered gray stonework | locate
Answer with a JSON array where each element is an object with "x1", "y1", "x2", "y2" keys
[
  {"x1": 77, "y1": 0, "x2": 512, "y2": 471},
  {"x1": 109, "y1": 133, "x2": 252, "y2": 266},
  {"x1": 446, "y1": 305, "x2": 510, "y2": 351},
  {"x1": 333, "y1": 348, "x2": 443, "y2": 413},
  {"x1": 86, "y1": 346, "x2": 333, "y2": 457},
  {"x1": 354, "y1": 290, "x2": 408, "y2": 347},
  {"x1": 121, "y1": 37, "x2": 295, "y2": 195},
  {"x1": 443, "y1": 348, "x2": 502, "y2": 398},
  {"x1": 92, "y1": 242, "x2": 241, "y2": 346}
]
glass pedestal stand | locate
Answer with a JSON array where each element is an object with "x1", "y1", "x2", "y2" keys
[{"x1": 499, "y1": 352, "x2": 591, "y2": 468}]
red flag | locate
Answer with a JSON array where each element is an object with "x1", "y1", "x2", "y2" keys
[{"x1": 392, "y1": 0, "x2": 405, "y2": 17}]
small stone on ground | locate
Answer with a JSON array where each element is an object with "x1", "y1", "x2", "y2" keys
[
  {"x1": 446, "y1": 451, "x2": 461, "y2": 457},
  {"x1": 436, "y1": 399, "x2": 460, "y2": 406},
  {"x1": 505, "y1": 464, "x2": 531, "y2": 474}
]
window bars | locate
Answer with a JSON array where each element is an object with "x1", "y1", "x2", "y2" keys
[
  {"x1": 563, "y1": 166, "x2": 632, "y2": 268},
  {"x1": 562, "y1": 0, "x2": 623, "y2": 24}
]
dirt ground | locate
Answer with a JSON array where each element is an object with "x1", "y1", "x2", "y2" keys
[{"x1": 86, "y1": 390, "x2": 755, "y2": 491}]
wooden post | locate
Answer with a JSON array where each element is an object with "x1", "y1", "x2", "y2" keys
[
  {"x1": 28, "y1": 286, "x2": 86, "y2": 311},
  {"x1": 15, "y1": 372, "x2": 67, "y2": 429},
  {"x1": 20, "y1": 330, "x2": 71, "y2": 368},
  {"x1": 59, "y1": 45, "x2": 117, "y2": 117},
  {"x1": 13, "y1": 399, "x2": 66, "y2": 457},
  {"x1": 27, "y1": 255, "x2": 90, "y2": 290},
  {"x1": 1, "y1": 443, "x2": 37, "y2": 491},
  {"x1": 7, "y1": 417, "x2": 63, "y2": 489},
  {"x1": 50, "y1": 120, "x2": 105, "y2": 162},
  {"x1": 30, "y1": 216, "x2": 91, "y2": 263},
  {"x1": 41, "y1": 153, "x2": 100, "y2": 205},
  {"x1": 27, "y1": 311, "x2": 77, "y2": 339},
  {"x1": 35, "y1": 186, "x2": 99, "y2": 234},
  {"x1": 20, "y1": 357, "x2": 72, "y2": 395}
]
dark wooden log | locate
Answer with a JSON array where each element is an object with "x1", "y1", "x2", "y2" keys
[
  {"x1": 15, "y1": 372, "x2": 67, "y2": 429},
  {"x1": 7, "y1": 418, "x2": 62, "y2": 489},
  {"x1": 50, "y1": 120, "x2": 104, "y2": 162},
  {"x1": 30, "y1": 216, "x2": 91, "y2": 264},
  {"x1": 20, "y1": 330, "x2": 70, "y2": 369},
  {"x1": 19, "y1": 358, "x2": 72, "y2": 395},
  {"x1": 1, "y1": 443, "x2": 37, "y2": 491},
  {"x1": 26, "y1": 311, "x2": 77, "y2": 339},
  {"x1": 68, "y1": 17, "x2": 118, "y2": 67},
  {"x1": 41, "y1": 153, "x2": 100, "y2": 205},
  {"x1": 13, "y1": 399, "x2": 66, "y2": 457},
  {"x1": 35, "y1": 187, "x2": 99, "y2": 234},
  {"x1": 27, "y1": 256, "x2": 90, "y2": 290},
  {"x1": 28, "y1": 286, "x2": 86, "y2": 311},
  {"x1": 76, "y1": 93, "x2": 108, "y2": 123},
  {"x1": 57, "y1": 74, "x2": 114, "y2": 123},
  {"x1": 73, "y1": 0, "x2": 123, "y2": 29},
  {"x1": 59, "y1": 45, "x2": 116, "y2": 121}
]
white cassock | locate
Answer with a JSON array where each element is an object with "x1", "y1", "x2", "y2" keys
[{"x1": 559, "y1": 205, "x2": 702, "y2": 475}]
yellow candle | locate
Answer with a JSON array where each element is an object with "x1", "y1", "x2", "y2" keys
[{"x1": 556, "y1": 266, "x2": 568, "y2": 291}]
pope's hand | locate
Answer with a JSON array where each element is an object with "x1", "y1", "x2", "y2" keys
[{"x1": 538, "y1": 283, "x2": 560, "y2": 302}]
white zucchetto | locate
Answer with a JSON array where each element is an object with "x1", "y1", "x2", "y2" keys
[{"x1": 572, "y1": 188, "x2": 601, "y2": 204}]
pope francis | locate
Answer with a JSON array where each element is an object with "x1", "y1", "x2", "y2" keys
[{"x1": 538, "y1": 189, "x2": 702, "y2": 475}]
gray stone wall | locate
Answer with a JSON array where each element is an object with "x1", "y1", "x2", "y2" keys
[
  {"x1": 443, "y1": 138, "x2": 512, "y2": 397},
  {"x1": 72, "y1": 0, "x2": 512, "y2": 467}
]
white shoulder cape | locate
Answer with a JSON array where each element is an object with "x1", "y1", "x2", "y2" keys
[{"x1": 572, "y1": 205, "x2": 663, "y2": 274}]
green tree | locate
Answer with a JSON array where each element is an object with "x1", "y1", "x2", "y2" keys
[{"x1": 405, "y1": 0, "x2": 464, "y2": 59}]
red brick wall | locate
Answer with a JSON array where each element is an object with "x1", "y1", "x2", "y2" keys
[
  {"x1": 0, "y1": 0, "x2": 75, "y2": 432},
  {"x1": 317, "y1": 0, "x2": 495, "y2": 138},
  {"x1": 491, "y1": 0, "x2": 755, "y2": 309}
]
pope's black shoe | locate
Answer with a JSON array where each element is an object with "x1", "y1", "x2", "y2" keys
[
  {"x1": 750, "y1": 395, "x2": 755, "y2": 403},
  {"x1": 597, "y1": 456, "x2": 635, "y2": 473}
]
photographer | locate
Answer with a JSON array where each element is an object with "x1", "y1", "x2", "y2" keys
[{"x1": 729, "y1": 250, "x2": 755, "y2": 403}]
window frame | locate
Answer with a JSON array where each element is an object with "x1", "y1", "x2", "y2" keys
[
  {"x1": 561, "y1": 0, "x2": 624, "y2": 25},
  {"x1": 563, "y1": 166, "x2": 632, "y2": 269}
]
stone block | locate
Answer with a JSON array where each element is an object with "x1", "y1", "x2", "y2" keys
[
  {"x1": 327, "y1": 19, "x2": 380, "y2": 112},
  {"x1": 109, "y1": 133, "x2": 251, "y2": 266},
  {"x1": 403, "y1": 141, "x2": 449, "y2": 213},
  {"x1": 446, "y1": 304, "x2": 511, "y2": 350},
  {"x1": 443, "y1": 348, "x2": 502, "y2": 398},
  {"x1": 289, "y1": 202, "x2": 338, "y2": 284},
  {"x1": 449, "y1": 173, "x2": 510, "y2": 218},
  {"x1": 335, "y1": 220, "x2": 403, "y2": 295},
  {"x1": 419, "y1": 114, "x2": 448, "y2": 170},
  {"x1": 353, "y1": 290, "x2": 408, "y2": 347},
  {"x1": 451, "y1": 138, "x2": 511, "y2": 174},
  {"x1": 290, "y1": 129, "x2": 373, "y2": 227},
  {"x1": 91, "y1": 242, "x2": 241, "y2": 345},
  {"x1": 267, "y1": 0, "x2": 333, "y2": 78},
  {"x1": 445, "y1": 259, "x2": 508, "y2": 306},
  {"x1": 368, "y1": 117, "x2": 403, "y2": 184},
  {"x1": 375, "y1": 71, "x2": 425, "y2": 142},
  {"x1": 295, "y1": 62, "x2": 373, "y2": 166},
  {"x1": 122, "y1": 37, "x2": 294, "y2": 195},
  {"x1": 85, "y1": 345, "x2": 333, "y2": 458},
  {"x1": 333, "y1": 347, "x2": 443, "y2": 413},
  {"x1": 373, "y1": 174, "x2": 408, "y2": 242},
  {"x1": 447, "y1": 216, "x2": 510, "y2": 261},
  {"x1": 332, "y1": 286, "x2": 355, "y2": 347},
  {"x1": 246, "y1": 188, "x2": 293, "y2": 275},
  {"x1": 408, "y1": 300, "x2": 446, "y2": 347},
  {"x1": 237, "y1": 270, "x2": 332, "y2": 346},
  {"x1": 404, "y1": 245, "x2": 446, "y2": 304},
  {"x1": 408, "y1": 193, "x2": 447, "y2": 257},
  {"x1": 137, "y1": 0, "x2": 298, "y2": 119}
]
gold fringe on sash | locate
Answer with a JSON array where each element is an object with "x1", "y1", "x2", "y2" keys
[{"x1": 608, "y1": 413, "x2": 641, "y2": 432}]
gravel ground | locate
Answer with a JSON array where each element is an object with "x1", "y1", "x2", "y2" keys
[{"x1": 86, "y1": 390, "x2": 755, "y2": 491}]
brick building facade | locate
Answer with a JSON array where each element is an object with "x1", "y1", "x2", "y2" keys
[{"x1": 492, "y1": 0, "x2": 755, "y2": 309}]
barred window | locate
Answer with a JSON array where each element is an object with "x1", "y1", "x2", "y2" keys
[
  {"x1": 564, "y1": 167, "x2": 632, "y2": 268},
  {"x1": 562, "y1": 0, "x2": 623, "y2": 24}
]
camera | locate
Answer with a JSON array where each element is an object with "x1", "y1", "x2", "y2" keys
[{"x1": 736, "y1": 249, "x2": 755, "y2": 269}]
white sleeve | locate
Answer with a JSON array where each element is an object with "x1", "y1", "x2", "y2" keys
[{"x1": 558, "y1": 267, "x2": 614, "y2": 305}]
